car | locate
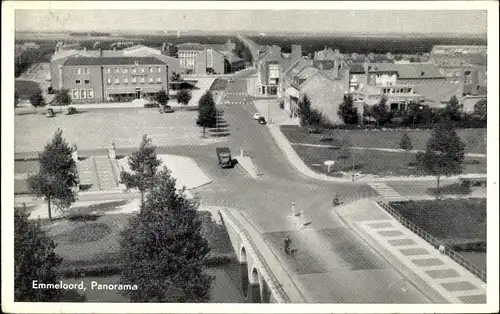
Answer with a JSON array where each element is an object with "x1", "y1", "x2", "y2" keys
[
  {"x1": 228, "y1": 78, "x2": 234, "y2": 83},
  {"x1": 253, "y1": 112, "x2": 260, "y2": 120},
  {"x1": 162, "y1": 105, "x2": 174, "y2": 113},
  {"x1": 46, "y1": 108, "x2": 55, "y2": 118},
  {"x1": 65, "y1": 106, "x2": 77, "y2": 115},
  {"x1": 258, "y1": 117, "x2": 267, "y2": 125}
]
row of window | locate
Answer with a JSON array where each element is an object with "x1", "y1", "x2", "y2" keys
[
  {"x1": 104, "y1": 67, "x2": 161, "y2": 74},
  {"x1": 75, "y1": 79, "x2": 90, "y2": 85},
  {"x1": 72, "y1": 89, "x2": 94, "y2": 100},
  {"x1": 73, "y1": 67, "x2": 162, "y2": 75},
  {"x1": 105, "y1": 76, "x2": 162, "y2": 85}
]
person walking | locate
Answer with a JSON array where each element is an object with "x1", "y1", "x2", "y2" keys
[
  {"x1": 284, "y1": 236, "x2": 292, "y2": 255},
  {"x1": 333, "y1": 192, "x2": 340, "y2": 207}
]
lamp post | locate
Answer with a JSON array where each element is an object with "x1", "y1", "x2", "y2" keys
[{"x1": 267, "y1": 98, "x2": 270, "y2": 123}]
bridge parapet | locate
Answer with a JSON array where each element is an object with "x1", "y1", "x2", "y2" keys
[{"x1": 218, "y1": 208, "x2": 291, "y2": 303}]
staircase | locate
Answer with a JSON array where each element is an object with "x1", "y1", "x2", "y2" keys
[
  {"x1": 76, "y1": 157, "x2": 100, "y2": 191},
  {"x1": 94, "y1": 156, "x2": 119, "y2": 191}
]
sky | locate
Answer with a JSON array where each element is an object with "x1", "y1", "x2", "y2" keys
[{"x1": 14, "y1": 7, "x2": 488, "y2": 35}]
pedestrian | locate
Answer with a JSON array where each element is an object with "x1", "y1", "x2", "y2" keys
[
  {"x1": 333, "y1": 193, "x2": 340, "y2": 207},
  {"x1": 284, "y1": 236, "x2": 291, "y2": 255}
]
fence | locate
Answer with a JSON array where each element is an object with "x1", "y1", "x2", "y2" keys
[
  {"x1": 377, "y1": 201, "x2": 487, "y2": 282},
  {"x1": 218, "y1": 209, "x2": 291, "y2": 303}
]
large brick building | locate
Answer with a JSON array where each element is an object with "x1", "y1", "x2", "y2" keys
[{"x1": 61, "y1": 57, "x2": 170, "y2": 103}]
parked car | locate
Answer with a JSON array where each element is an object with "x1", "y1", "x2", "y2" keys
[
  {"x1": 159, "y1": 105, "x2": 174, "y2": 113},
  {"x1": 228, "y1": 78, "x2": 234, "y2": 83},
  {"x1": 46, "y1": 108, "x2": 55, "y2": 118},
  {"x1": 65, "y1": 106, "x2": 77, "y2": 115},
  {"x1": 216, "y1": 147, "x2": 233, "y2": 168},
  {"x1": 253, "y1": 112, "x2": 260, "y2": 120},
  {"x1": 258, "y1": 117, "x2": 267, "y2": 125}
]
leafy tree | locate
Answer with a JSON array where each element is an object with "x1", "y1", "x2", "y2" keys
[
  {"x1": 197, "y1": 91, "x2": 217, "y2": 137},
  {"x1": 298, "y1": 94, "x2": 313, "y2": 127},
  {"x1": 474, "y1": 99, "x2": 487, "y2": 120},
  {"x1": 119, "y1": 167, "x2": 212, "y2": 302},
  {"x1": 416, "y1": 122, "x2": 465, "y2": 192},
  {"x1": 177, "y1": 89, "x2": 192, "y2": 111},
  {"x1": 442, "y1": 95, "x2": 461, "y2": 122},
  {"x1": 399, "y1": 132, "x2": 413, "y2": 161},
  {"x1": 120, "y1": 134, "x2": 162, "y2": 207},
  {"x1": 14, "y1": 206, "x2": 63, "y2": 301},
  {"x1": 29, "y1": 91, "x2": 46, "y2": 113},
  {"x1": 371, "y1": 95, "x2": 392, "y2": 126},
  {"x1": 15, "y1": 90, "x2": 20, "y2": 108},
  {"x1": 337, "y1": 93, "x2": 359, "y2": 125},
  {"x1": 235, "y1": 39, "x2": 253, "y2": 64},
  {"x1": 53, "y1": 89, "x2": 72, "y2": 112},
  {"x1": 155, "y1": 88, "x2": 170, "y2": 107},
  {"x1": 27, "y1": 129, "x2": 79, "y2": 221}
]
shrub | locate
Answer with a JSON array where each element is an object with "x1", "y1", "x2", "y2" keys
[{"x1": 279, "y1": 101, "x2": 284, "y2": 109}]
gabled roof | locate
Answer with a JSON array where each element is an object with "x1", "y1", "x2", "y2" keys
[
  {"x1": 413, "y1": 80, "x2": 462, "y2": 103},
  {"x1": 63, "y1": 56, "x2": 165, "y2": 66},
  {"x1": 348, "y1": 64, "x2": 365, "y2": 74},
  {"x1": 258, "y1": 45, "x2": 282, "y2": 63},
  {"x1": 123, "y1": 45, "x2": 159, "y2": 52}
]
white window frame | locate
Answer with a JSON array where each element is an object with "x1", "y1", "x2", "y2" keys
[
  {"x1": 105, "y1": 68, "x2": 111, "y2": 74},
  {"x1": 80, "y1": 89, "x2": 86, "y2": 99},
  {"x1": 148, "y1": 67, "x2": 153, "y2": 73},
  {"x1": 156, "y1": 76, "x2": 162, "y2": 83},
  {"x1": 140, "y1": 67, "x2": 145, "y2": 73},
  {"x1": 106, "y1": 77, "x2": 112, "y2": 85},
  {"x1": 148, "y1": 76, "x2": 154, "y2": 83},
  {"x1": 131, "y1": 77, "x2": 137, "y2": 84},
  {"x1": 132, "y1": 68, "x2": 137, "y2": 74},
  {"x1": 122, "y1": 68, "x2": 128, "y2": 74},
  {"x1": 123, "y1": 77, "x2": 129, "y2": 84},
  {"x1": 87, "y1": 89, "x2": 94, "y2": 99},
  {"x1": 156, "y1": 67, "x2": 161, "y2": 73},
  {"x1": 72, "y1": 89, "x2": 79, "y2": 99},
  {"x1": 140, "y1": 76, "x2": 146, "y2": 84},
  {"x1": 115, "y1": 77, "x2": 120, "y2": 84},
  {"x1": 83, "y1": 68, "x2": 89, "y2": 74}
]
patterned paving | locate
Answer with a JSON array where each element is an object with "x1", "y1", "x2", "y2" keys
[
  {"x1": 359, "y1": 218, "x2": 487, "y2": 303},
  {"x1": 368, "y1": 182, "x2": 408, "y2": 201}
]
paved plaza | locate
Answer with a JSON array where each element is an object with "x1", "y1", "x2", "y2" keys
[{"x1": 15, "y1": 108, "x2": 225, "y2": 153}]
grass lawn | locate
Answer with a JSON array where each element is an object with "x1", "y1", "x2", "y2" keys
[
  {"x1": 281, "y1": 125, "x2": 486, "y2": 154},
  {"x1": 390, "y1": 199, "x2": 486, "y2": 270},
  {"x1": 15, "y1": 80, "x2": 41, "y2": 99},
  {"x1": 293, "y1": 145, "x2": 486, "y2": 177}
]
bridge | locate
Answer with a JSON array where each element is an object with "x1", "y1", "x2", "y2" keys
[{"x1": 215, "y1": 197, "x2": 487, "y2": 304}]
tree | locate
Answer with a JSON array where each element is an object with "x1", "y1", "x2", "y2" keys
[
  {"x1": 177, "y1": 89, "x2": 192, "y2": 111},
  {"x1": 371, "y1": 95, "x2": 392, "y2": 126},
  {"x1": 416, "y1": 122, "x2": 465, "y2": 192},
  {"x1": 399, "y1": 132, "x2": 413, "y2": 161},
  {"x1": 171, "y1": 72, "x2": 182, "y2": 82},
  {"x1": 15, "y1": 90, "x2": 20, "y2": 108},
  {"x1": 197, "y1": 91, "x2": 217, "y2": 137},
  {"x1": 337, "y1": 93, "x2": 359, "y2": 125},
  {"x1": 155, "y1": 88, "x2": 170, "y2": 107},
  {"x1": 53, "y1": 89, "x2": 71, "y2": 112},
  {"x1": 120, "y1": 134, "x2": 162, "y2": 207},
  {"x1": 27, "y1": 129, "x2": 79, "y2": 221},
  {"x1": 29, "y1": 91, "x2": 46, "y2": 113},
  {"x1": 298, "y1": 94, "x2": 312, "y2": 127},
  {"x1": 15, "y1": 206, "x2": 63, "y2": 301},
  {"x1": 474, "y1": 99, "x2": 487, "y2": 120},
  {"x1": 119, "y1": 167, "x2": 212, "y2": 302},
  {"x1": 442, "y1": 95, "x2": 461, "y2": 122}
]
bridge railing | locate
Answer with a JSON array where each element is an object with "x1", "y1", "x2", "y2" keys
[
  {"x1": 377, "y1": 201, "x2": 487, "y2": 283},
  {"x1": 218, "y1": 209, "x2": 291, "y2": 303}
]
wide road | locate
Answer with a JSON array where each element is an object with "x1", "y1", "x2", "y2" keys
[{"x1": 14, "y1": 77, "x2": 433, "y2": 303}]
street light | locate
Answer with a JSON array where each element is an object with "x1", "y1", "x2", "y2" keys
[{"x1": 267, "y1": 98, "x2": 270, "y2": 123}]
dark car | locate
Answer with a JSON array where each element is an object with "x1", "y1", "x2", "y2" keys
[
  {"x1": 46, "y1": 108, "x2": 55, "y2": 118},
  {"x1": 159, "y1": 105, "x2": 174, "y2": 113},
  {"x1": 258, "y1": 117, "x2": 267, "y2": 125},
  {"x1": 65, "y1": 106, "x2": 77, "y2": 115}
]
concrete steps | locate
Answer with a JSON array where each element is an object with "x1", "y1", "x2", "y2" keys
[
  {"x1": 76, "y1": 157, "x2": 100, "y2": 191},
  {"x1": 94, "y1": 156, "x2": 119, "y2": 191}
]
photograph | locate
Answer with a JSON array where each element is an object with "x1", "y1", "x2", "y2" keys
[{"x1": 2, "y1": 1, "x2": 498, "y2": 313}]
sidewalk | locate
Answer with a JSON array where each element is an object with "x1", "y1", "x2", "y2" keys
[
  {"x1": 251, "y1": 99, "x2": 487, "y2": 183},
  {"x1": 334, "y1": 199, "x2": 487, "y2": 303}
]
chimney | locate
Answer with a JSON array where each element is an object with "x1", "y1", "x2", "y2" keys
[{"x1": 291, "y1": 45, "x2": 302, "y2": 59}]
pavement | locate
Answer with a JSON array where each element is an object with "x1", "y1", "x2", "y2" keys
[{"x1": 334, "y1": 199, "x2": 487, "y2": 303}]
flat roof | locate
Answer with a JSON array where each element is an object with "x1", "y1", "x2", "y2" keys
[{"x1": 64, "y1": 56, "x2": 165, "y2": 66}]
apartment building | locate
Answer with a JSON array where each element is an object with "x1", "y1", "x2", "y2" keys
[
  {"x1": 177, "y1": 40, "x2": 237, "y2": 74},
  {"x1": 255, "y1": 45, "x2": 283, "y2": 96},
  {"x1": 61, "y1": 57, "x2": 169, "y2": 103}
]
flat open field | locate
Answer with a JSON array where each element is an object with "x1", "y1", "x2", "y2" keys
[
  {"x1": 15, "y1": 80, "x2": 41, "y2": 99},
  {"x1": 15, "y1": 108, "x2": 224, "y2": 153},
  {"x1": 390, "y1": 199, "x2": 486, "y2": 271}
]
